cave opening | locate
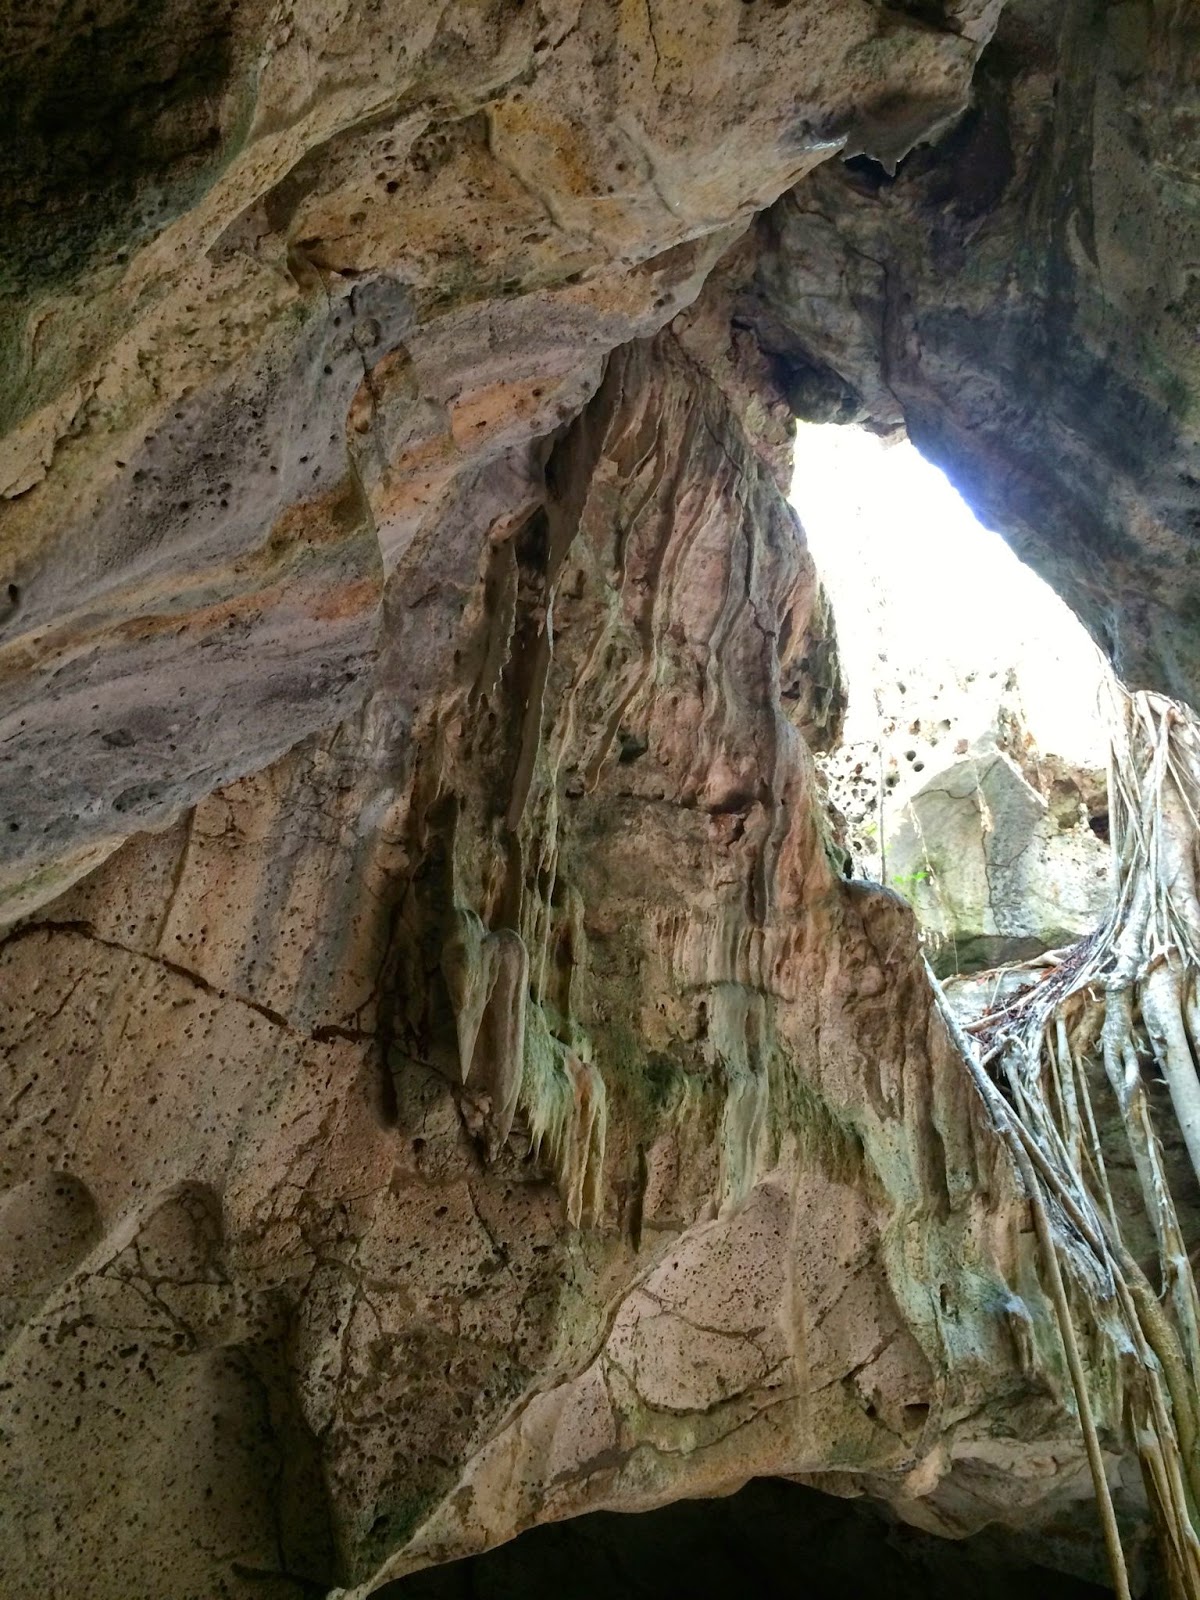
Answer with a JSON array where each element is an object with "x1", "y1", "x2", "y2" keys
[
  {"x1": 789, "y1": 421, "x2": 1115, "y2": 979},
  {"x1": 385, "y1": 1477, "x2": 1113, "y2": 1600},
  {"x1": 786, "y1": 423, "x2": 1200, "y2": 1600}
]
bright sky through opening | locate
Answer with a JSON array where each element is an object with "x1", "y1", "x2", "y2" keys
[{"x1": 788, "y1": 423, "x2": 1111, "y2": 766}]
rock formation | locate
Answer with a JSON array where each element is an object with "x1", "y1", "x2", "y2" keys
[
  {"x1": 799, "y1": 426, "x2": 1113, "y2": 972},
  {"x1": 392, "y1": 1476, "x2": 1116, "y2": 1600},
  {"x1": 739, "y1": 0, "x2": 1200, "y2": 700},
  {"x1": 4, "y1": 321, "x2": 1104, "y2": 1600},
  {"x1": 886, "y1": 746, "x2": 1110, "y2": 976},
  {"x1": 0, "y1": 0, "x2": 981, "y2": 922},
  {"x1": 0, "y1": 2, "x2": 1197, "y2": 1598}
]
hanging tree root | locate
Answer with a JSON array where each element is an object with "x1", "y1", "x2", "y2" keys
[{"x1": 928, "y1": 687, "x2": 1200, "y2": 1600}]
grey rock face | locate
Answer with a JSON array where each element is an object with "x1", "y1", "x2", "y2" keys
[
  {"x1": 741, "y1": 0, "x2": 1200, "y2": 703},
  {"x1": 888, "y1": 749, "x2": 1110, "y2": 976}
]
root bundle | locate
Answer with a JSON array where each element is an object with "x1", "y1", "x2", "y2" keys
[{"x1": 932, "y1": 689, "x2": 1200, "y2": 1599}]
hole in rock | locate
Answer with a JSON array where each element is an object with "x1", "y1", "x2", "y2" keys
[
  {"x1": 386, "y1": 1477, "x2": 1111, "y2": 1599},
  {"x1": 790, "y1": 424, "x2": 1114, "y2": 979}
]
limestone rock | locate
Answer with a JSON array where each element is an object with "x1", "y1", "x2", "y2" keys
[
  {"x1": 0, "y1": 3, "x2": 1196, "y2": 1597},
  {"x1": 391, "y1": 1476, "x2": 1119, "y2": 1600},
  {"x1": 0, "y1": 326, "x2": 1116, "y2": 1600},
  {"x1": 740, "y1": 0, "x2": 1200, "y2": 702},
  {"x1": 0, "y1": 0, "x2": 980, "y2": 923},
  {"x1": 887, "y1": 749, "x2": 1110, "y2": 977}
]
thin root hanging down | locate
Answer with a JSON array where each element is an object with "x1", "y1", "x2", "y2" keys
[{"x1": 929, "y1": 687, "x2": 1200, "y2": 1600}]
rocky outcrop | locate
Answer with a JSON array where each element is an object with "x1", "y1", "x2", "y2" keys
[
  {"x1": 738, "y1": 0, "x2": 1200, "y2": 702},
  {"x1": 1, "y1": 2, "x2": 1197, "y2": 1596},
  {"x1": 827, "y1": 712, "x2": 1112, "y2": 978},
  {"x1": 0, "y1": 0, "x2": 981, "y2": 923},
  {"x1": 887, "y1": 748, "x2": 1109, "y2": 976},
  {"x1": 0, "y1": 327, "x2": 1124, "y2": 1598}
]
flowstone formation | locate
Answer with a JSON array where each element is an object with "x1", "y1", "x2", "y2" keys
[
  {"x1": 2, "y1": 325, "x2": 1102, "y2": 1600},
  {"x1": 1, "y1": 3, "x2": 1199, "y2": 1598}
]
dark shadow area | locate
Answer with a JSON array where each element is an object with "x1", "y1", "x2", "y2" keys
[{"x1": 386, "y1": 1478, "x2": 1113, "y2": 1600}]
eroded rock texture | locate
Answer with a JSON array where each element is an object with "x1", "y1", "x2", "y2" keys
[
  {"x1": 0, "y1": 0, "x2": 980, "y2": 920},
  {"x1": 741, "y1": 0, "x2": 1200, "y2": 700},
  {"x1": 0, "y1": 324, "x2": 1121, "y2": 1597},
  {"x1": 0, "y1": 319, "x2": 1060, "y2": 1590},
  {"x1": 391, "y1": 1476, "x2": 1114, "y2": 1600},
  {"x1": 0, "y1": 1, "x2": 1194, "y2": 1596}
]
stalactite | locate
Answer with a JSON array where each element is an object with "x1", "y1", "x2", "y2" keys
[
  {"x1": 521, "y1": 1006, "x2": 607, "y2": 1229},
  {"x1": 441, "y1": 908, "x2": 528, "y2": 1156}
]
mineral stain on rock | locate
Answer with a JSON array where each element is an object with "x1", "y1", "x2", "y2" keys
[{"x1": 0, "y1": 1, "x2": 1197, "y2": 1597}]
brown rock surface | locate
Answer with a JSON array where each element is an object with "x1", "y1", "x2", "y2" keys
[
  {"x1": 0, "y1": 0, "x2": 978, "y2": 921},
  {"x1": 0, "y1": 329, "x2": 1123, "y2": 1597},
  {"x1": 0, "y1": 3, "x2": 1195, "y2": 1597},
  {"x1": 390, "y1": 1476, "x2": 1116, "y2": 1600}
]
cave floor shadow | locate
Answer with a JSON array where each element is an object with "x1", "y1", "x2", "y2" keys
[{"x1": 386, "y1": 1477, "x2": 1116, "y2": 1600}]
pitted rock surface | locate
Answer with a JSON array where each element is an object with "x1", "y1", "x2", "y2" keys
[
  {"x1": 0, "y1": 331, "x2": 1116, "y2": 1598},
  {"x1": 0, "y1": 0, "x2": 979, "y2": 921},
  {"x1": 0, "y1": 3, "x2": 1196, "y2": 1597}
]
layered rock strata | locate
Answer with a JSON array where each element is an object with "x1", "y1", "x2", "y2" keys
[{"x1": 1, "y1": 1, "x2": 1196, "y2": 1596}]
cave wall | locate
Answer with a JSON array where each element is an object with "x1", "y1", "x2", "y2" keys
[
  {"x1": 388, "y1": 1476, "x2": 1115, "y2": 1600},
  {"x1": 0, "y1": 0, "x2": 983, "y2": 923},
  {"x1": 0, "y1": 1, "x2": 1194, "y2": 1596},
  {"x1": 0, "y1": 324, "x2": 1118, "y2": 1598}
]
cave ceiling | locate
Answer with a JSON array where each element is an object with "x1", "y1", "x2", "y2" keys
[{"x1": 0, "y1": 2, "x2": 1197, "y2": 1598}]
